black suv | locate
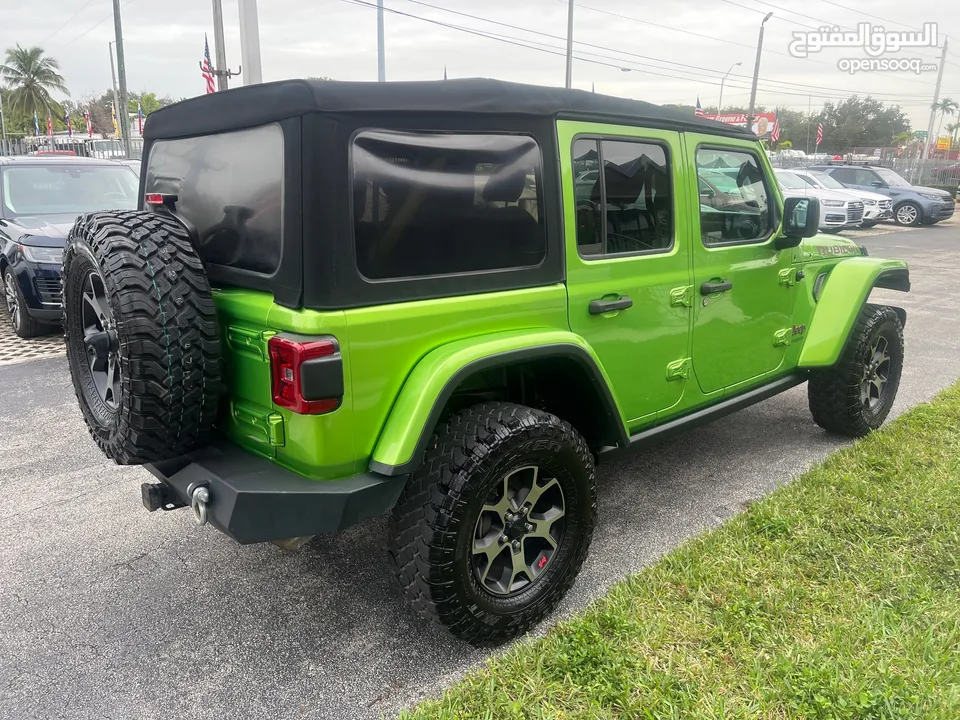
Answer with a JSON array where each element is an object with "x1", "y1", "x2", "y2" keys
[
  {"x1": 0, "y1": 156, "x2": 138, "y2": 336},
  {"x1": 809, "y1": 164, "x2": 954, "y2": 227}
]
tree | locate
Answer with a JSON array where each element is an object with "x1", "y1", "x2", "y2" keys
[
  {"x1": 944, "y1": 121, "x2": 960, "y2": 148},
  {"x1": 1, "y1": 45, "x2": 69, "y2": 120},
  {"x1": 817, "y1": 96, "x2": 910, "y2": 153},
  {"x1": 777, "y1": 140, "x2": 793, "y2": 150},
  {"x1": 932, "y1": 97, "x2": 958, "y2": 139}
]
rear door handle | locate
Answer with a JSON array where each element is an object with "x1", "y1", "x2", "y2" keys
[
  {"x1": 700, "y1": 280, "x2": 733, "y2": 295},
  {"x1": 589, "y1": 296, "x2": 633, "y2": 315}
]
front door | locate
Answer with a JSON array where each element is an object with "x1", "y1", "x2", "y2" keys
[
  {"x1": 560, "y1": 121, "x2": 693, "y2": 425},
  {"x1": 686, "y1": 138, "x2": 797, "y2": 395}
]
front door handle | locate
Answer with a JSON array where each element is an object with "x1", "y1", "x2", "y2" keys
[
  {"x1": 589, "y1": 296, "x2": 633, "y2": 315},
  {"x1": 700, "y1": 280, "x2": 733, "y2": 295}
]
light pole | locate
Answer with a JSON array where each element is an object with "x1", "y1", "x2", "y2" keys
[
  {"x1": 111, "y1": 0, "x2": 132, "y2": 158},
  {"x1": 564, "y1": 0, "x2": 574, "y2": 89},
  {"x1": 718, "y1": 61, "x2": 741, "y2": 116},
  {"x1": 377, "y1": 0, "x2": 385, "y2": 81},
  {"x1": 747, "y1": 12, "x2": 773, "y2": 133},
  {"x1": 0, "y1": 69, "x2": 7, "y2": 145},
  {"x1": 108, "y1": 42, "x2": 121, "y2": 137}
]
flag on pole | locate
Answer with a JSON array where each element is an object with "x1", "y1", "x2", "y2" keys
[
  {"x1": 201, "y1": 34, "x2": 216, "y2": 94},
  {"x1": 443, "y1": 66, "x2": 447, "y2": 80},
  {"x1": 111, "y1": 103, "x2": 119, "y2": 138},
  {"x1": 84, "y1": 110, "x2": 93, "y2": 137},
  {"x1": 694, "y1": 97, "x2": 705, "y2": 117},
  {"x1": 770, "y1": 121, "x2": 781, "y2": 143},
  {"x1": 65, "y1": 111, "x2": 73, "y2": 137},
  {"x1": 47, "y1": 109, "x2": 53, "y2": 137},
  {"x1": 816, "y1": 122, "x2": 824, "y2": 146},
  {"x1": 137, "y1": 101, "x2": 144, "y2": 135},
  {"x1": 33, "y1": 110, "x2": 40, "y2": 136}
]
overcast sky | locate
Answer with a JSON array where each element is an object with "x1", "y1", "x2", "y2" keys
[{"x1": 4, "y1": 0, "x2": 960, "y2": 131}]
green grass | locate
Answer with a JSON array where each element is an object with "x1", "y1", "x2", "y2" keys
[{"x1": 403, "y1": 383, "x2": 960, "y2": 720}]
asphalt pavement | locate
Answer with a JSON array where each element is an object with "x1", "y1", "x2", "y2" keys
[{"x1": 1, "y1": 220, "x2": 958, "y2": 720}]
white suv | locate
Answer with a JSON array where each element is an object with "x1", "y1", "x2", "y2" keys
[
  {"x1": 774, "y1": 169, "x2": 863, "y2": 233},
  {"x1": 789, "y1": 168, "x2": 892, "y2": 226}
]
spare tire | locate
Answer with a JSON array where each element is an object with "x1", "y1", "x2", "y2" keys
[{"x1": 62, "y1": 210, "x2": 222, "y2": 465}]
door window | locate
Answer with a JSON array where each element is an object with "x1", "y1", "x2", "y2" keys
[
  {"x1": 695, "y1": 148, "x2": 773, "y2": 246},
  {"x1": 573, "y1": 138, "x2": 673, "y2": 257}
]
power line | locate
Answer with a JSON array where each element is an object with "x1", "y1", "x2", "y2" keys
[
  {"x1": 545, "y1": 0, "x2": 834, "y2": 67},
  {"x1": 344, "y1": 0, "x2": 942, "y2": 104},
  {"x1": 39, "y1": 0, "x2": 98, "y2": 45},
  {"x1": 394, "y1": 0, "x2": 939, "y2": 100},
  {"x1": 61, "y1": 0, "x2": 138, "y2": 47}
]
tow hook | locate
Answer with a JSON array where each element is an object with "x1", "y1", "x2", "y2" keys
[{"x1": 186, "y1": 482, "x2": 211, "y2": 527}]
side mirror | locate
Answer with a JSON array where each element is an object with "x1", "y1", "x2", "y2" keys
[
  {"x1": 778, "y1": 196, "x2": 820, "y2": 248},
  {"x1": 871, "y1": 180, "x2": 885, "y2": 188}
]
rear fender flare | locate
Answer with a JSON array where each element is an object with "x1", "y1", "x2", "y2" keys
[
  {"x1": 798, "y1": 258, "x2": 910, "y2": 368},
  {"x1": 368, "y1": 330, "x2": 627, "y2": 477}
]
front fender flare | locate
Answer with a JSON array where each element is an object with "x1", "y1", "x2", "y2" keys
[
  {"x1": 369, "y1": 329, "x2": 627, "y2": 477},
  {"x1": 798, "y1": 258, "x2": 909, "y2": 368}
]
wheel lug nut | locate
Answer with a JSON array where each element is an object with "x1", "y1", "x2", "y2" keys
[
  {"x1": 512, "y1": 540, "x2": 520, "y2": 550},
  {"x1": 499, "y1": 534, "x2": 507, "y2": 544},
  {"x1": 525, "y1": 523, "x2": 533, "y2": 531}
]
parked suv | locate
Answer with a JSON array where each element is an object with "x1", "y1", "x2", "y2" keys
[
  {"x1": 0, "y1": 156, "x2": 138, "y2": 337},
  {"x1": 61, "y1": 79, "x2": 909, "y2": 646},
  {"x1": 810, "y1": 164, "x2": 954, "y2": 226},
  {"x1": 774, "y1": 169, "x2": 863, "y2": 232},
  {"x1": 789, "y1": 168, "x2": 892, "y2": 226}
]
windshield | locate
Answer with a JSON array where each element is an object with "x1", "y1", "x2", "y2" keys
[
  {"x1": 873, "y1": 167, "x2": 911, "y2": 188},
  {"x1": 810, "y1": 171, "x2": 845, "y2": 190},
  {"x1": 776, "y1": 171, "x2": 809, "y2": 190},
  {"x1": 1, "y1": 165, "x2": 138, "y2": 217}
]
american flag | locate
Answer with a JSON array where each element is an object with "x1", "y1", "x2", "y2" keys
[
  {"x1": 137, "y1": 101, "x2": 144, "y2": 135},
  {"x1": 694, "y1": 96, "x2": 704, "y2": 117},
  {"x1": 84, "y1": 110, "x2": 92, "y2": 137},
  {"x1": 770, "y1": 120, "x2": 781, "y2": 143},
  {"x1": 65, "y1": 111, "x2": 73, "y2": 137},
  {"x1": 816, "y1": 122, "x2": 824, "y2": 146},
  {"x1": 202, "y1": 34, "x2": 216, "y2": 94}
]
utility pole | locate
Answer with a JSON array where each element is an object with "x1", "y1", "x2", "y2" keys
[
  {"x1": 211, "y1": 0, "x2": 230, "y2": 91},
  {"x1": 377, "y1": 0, "x2": 386, "y2": 82},
  {"x1": 564, "y1": 0, "x2": 574, "y2": 89},
  {"x1": 718, "y1": 61, "x2": 741, "y2": 116},
  {"x1": 747, "y1": 12, "x2": 773, "y2": 133},
  {"x1": 920, "y1": 36, "x2": 948, "y2": 162},
  {"x1": 0, "y1": 69, "x2": 7, "y2": 146},
  {"x1": 238, "y1": 0, "x2": 263, "y2": 85},
  {"x1": 112, "y1": 0, "x2": 132, "y2": 158},
  {"x1": 108, "y1": 42, "x2": 121, "y2": 140}
]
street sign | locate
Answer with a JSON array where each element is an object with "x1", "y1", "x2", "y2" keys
[
  {"x1": 915, "y1": 130, "x2": 928, "y2": 138},
  {"x1": 872, "y1": 149, "x2": 881, "y2": 156},
  {"x1": 937, "y1": 136, "x2": 951, "y2": 150}
]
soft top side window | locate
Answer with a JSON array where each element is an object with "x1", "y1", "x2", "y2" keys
[{"x1": 352, "y1": 131, "x2": 546, "y2": 280}]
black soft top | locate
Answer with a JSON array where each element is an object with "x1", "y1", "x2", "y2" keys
[{"x1": 143, "y1": 78, "x2": 753, "y2": 141}]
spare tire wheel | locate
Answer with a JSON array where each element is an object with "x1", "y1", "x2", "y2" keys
[{"x1": 63, "y1": 211, "x2": 222, "y2": 464}]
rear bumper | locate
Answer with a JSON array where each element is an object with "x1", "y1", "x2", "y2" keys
[{"x1": 144, "y1": 442, "x2": 406, "y2": 544}]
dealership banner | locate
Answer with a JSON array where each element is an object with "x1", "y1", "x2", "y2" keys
[{"x1": 702, "y1": 112, "x2": 780, "y2": 139}]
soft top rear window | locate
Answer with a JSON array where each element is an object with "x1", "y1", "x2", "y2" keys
[{"x1": 144, "y1": 124, "x2": 284, "y2": 274}]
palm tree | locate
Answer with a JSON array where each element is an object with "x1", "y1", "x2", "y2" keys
[
  {"x1": 932, "y1": 97, "x2": 958, "y2": 139},
  {"x1": 1, "y1": 45, "x2": 69, "y2": 120},
  {"x1": 947, "y1": 121, "x2": 960, "y2": 148}
]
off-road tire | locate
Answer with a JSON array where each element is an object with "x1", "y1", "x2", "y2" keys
[
  {"x1": 62, "y1": 211, "x2": 222, "y2": 464},
  {"x1": 388, "y1": 402, "x2": 596, "y2": 646},
  {"x1": 3, "y1": 267, "x2": 47, "y2": 338},
  {"x1": 808, "y1": 303, "x2": 904, "y2": 438}
]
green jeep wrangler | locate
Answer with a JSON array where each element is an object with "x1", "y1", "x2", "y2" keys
[{"x1": 62, "y1": 79, "x2": 909, "y2": 646}]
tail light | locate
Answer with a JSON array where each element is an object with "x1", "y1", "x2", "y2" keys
[{"x1": 268, "y1": 335, "x2": 343, "y2": 415}]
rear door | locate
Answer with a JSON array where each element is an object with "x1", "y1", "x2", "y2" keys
[
  {"x1": 685, "y1": 137, "x2": 797, "y2": 395},
  {"x1": 559, "y1": 121, "x2": 693, "y2": 425}
]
